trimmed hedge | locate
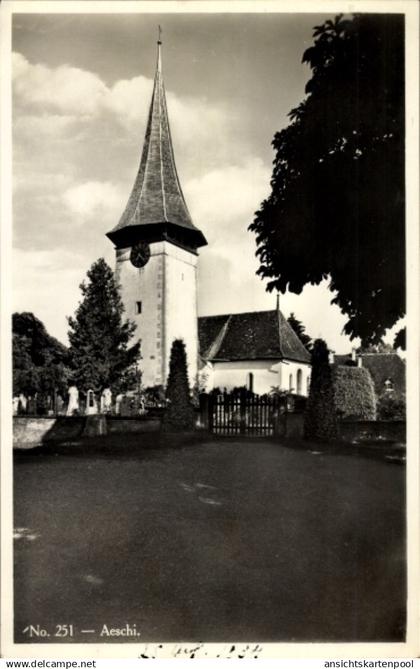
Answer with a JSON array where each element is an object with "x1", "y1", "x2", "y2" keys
[
  {"x1": 162, "y1": 339, "x2": 195, "y2": 432},
  {"x1": 333, "y1": 366, "x2": 377, "y2": 420}
]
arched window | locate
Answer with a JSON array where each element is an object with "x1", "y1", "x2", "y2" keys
[
  {"x1": 289, "y1": 373, "x2": 293, "y2": 391},
  {"x1": 297, "y1": 369, "x2": 303, "y2": 395},
  {"x1": 307, "y1": 375, "x2": 311, "y2": 394},
  {"x1": 248, "y1": 372, "x2": 254, "y2": 393}
]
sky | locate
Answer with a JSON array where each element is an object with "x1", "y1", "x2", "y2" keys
[{"x1": 11, "y1": 8, "x2": 399, "y2": 352}]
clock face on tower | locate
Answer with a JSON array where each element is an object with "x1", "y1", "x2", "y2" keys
[{"x1": 130, "y1": 242, "x2": 151, "y2": 268}]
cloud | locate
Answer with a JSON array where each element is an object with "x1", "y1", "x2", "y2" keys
[
  {"x1": 13, "y1": 52, "x2": 108, "y2": 115},
  {"x1": 13, "y1": 247, "x2": 116, "y2": 345},
  {"x1": 185, "y1": 158, "x2": 270, "y2": 285},
  {"x1": 185, "y1": 158, "x2": 270, "y2": 242},
  {"x1": 62, "y1": 181, "x2": 124, "y2": 220},
  {"x1": 13, "y1": 248, "x2": 87, "y2": 344},
  {"x1": 13, "y1": 52, "x2": 245, "y2": 183},
  {"x1": 105, "y1": 75, "x2": 152, "y2": 127}
]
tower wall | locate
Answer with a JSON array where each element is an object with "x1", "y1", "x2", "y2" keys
[
  {"x1": 163, "y1": 242, "x2": 198, "y2": 387},
  {"x1": 115, "y1": 240, "x2": 198, "y2": 389}
]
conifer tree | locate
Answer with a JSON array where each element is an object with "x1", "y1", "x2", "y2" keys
[
  {"x1": 287, "y1": 312, "x2": 313, "y2": 352},
  {"x1": 304, "y1": 339, "x2": 338, "y2": 442},
  {"x1": 162, "y1": 339, "x2": 195, "y2": 432},
  {"x1": 67, "y1": 258, "x2": 140, "y2": 396}
]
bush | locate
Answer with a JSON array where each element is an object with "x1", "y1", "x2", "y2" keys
[
  {"x1": 143, "y1": 385, "x2": 166, "y2": 408},
  {"x1": 377, "y1": 391, "x2": 406, "y2": 420},
  {"x1": 333, "y1": 366, "x2": 377, "y2": 420},
  {"x1": 162, "y1": 339, "x2": 195, "y2": 432},
  {"x1": 304, "y1": 339, "x2": 338, "y2": 441}
]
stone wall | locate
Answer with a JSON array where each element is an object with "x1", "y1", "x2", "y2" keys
[
  {"x1": 284, "y1": 414, "x2": 405, "y2": 443},
  {"x1": 13, "y1": 415, "x2": 406, "y2": 450},
  {"x1": 338, "y1": 420, "x2": 405, "y2": 444},
  {"x1": 107, "y1": 417, "x2": 161, "y2": 434},
  {"x1": 13, "y1": 417, "x2": 85, "y2": 449},
  {"x1": 13, "y1": 415, "x2": 162, "y2": 449}
]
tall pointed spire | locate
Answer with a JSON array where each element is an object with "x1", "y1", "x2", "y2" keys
[{"x1": 107, "y1": 33, "x2": 207, "y2": 250}]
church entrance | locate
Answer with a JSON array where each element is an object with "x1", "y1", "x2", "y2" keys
[{"x1": 200, "y1": 392, "x2": 287, "y2": 437}]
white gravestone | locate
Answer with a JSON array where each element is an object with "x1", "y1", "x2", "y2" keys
[
  {"x1": 115, "y1": 393, "x2": 123, "y2": 415},
  {"x1": 86, "y1": 389, "x2": 98, "y2": 415},
  {"x1": 100, "y1": 388, "x2": 112, "y2": 414},
  {"x1": 67, "y1": 386, "x2": 79, "y2": 415}
]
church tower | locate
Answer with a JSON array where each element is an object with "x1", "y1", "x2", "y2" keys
[{"x1": 106, "y1": 35, "x2": 207, "y2": 388}]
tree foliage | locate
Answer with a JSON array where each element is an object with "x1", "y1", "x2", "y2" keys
[
  {"x1": 377, "y1": 390, "x2": 406, "y2": 421},
  {"x1": 304, "y1": 339, "x2": 338, "y2": 441},
  {"x1": 287, "y1": 312, "x2": 313, "y2": 352},
  {"x1": 393, "y1": 327, "x2": 406, "y2": 351},
  {"x1": 162, "y1": 339, "x2": 195, "y2": 432},
  {"x1": 67, "y1": 258, "x2": 140, "y2": 395},
  {"x1": 12, "y1": 312, "x2": 69, "y2": 397},
  {"x1": 250, "y1": 14, "x2": 405, "y2": 345},
  {"x1": 357, "y1": 340, "x2": 394, "y2": 355},
  {"x1": 332, "y1": 366, "x2": 377, "y2": 420}
]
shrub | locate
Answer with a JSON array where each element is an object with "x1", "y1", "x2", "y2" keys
[
  {"x1": 143, "y1": 385, "x2": 165, "y2": 407},
  {"x1": 377, "y1": 391, "x2": 406, "y2": 420},
  {"x1": 162, "y1": 339, "x2": 195, "y2": 432},
  {"x1": 304, "y1": 339, "x2": 338, "y2": 441},
  {"x1": 333, "y1": 366, "x2": 377, "y2": 420}
]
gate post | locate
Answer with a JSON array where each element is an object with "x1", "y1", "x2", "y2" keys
[
  {"x1": 239, "y1": 389, "x2": 247, "y2": 435},
  {"x1": 199, "y1": 393, "x2": 210, "y2": 431},
  {"x1": 273, "y1": 394, "x2": 287, "y2": 438}
]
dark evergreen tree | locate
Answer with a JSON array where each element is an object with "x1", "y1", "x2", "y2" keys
[
  {"x1": 250, "y1": 14, "x2": 404, "y2": 346},
  {"x1": 12, "y1": 313, "x2": 69, "y2": 398},
  {"x1": 67, "y1": 258, "x2": 140, "y2": 397},
  {"x1": 13, "y1": 334, "x2": 40, "y2": 396},
  {"x1": 287, "y1": 312, "x2": 313, "y2": 352},
  {"x1": 162, "y1": 339, "x2": 195, "y2": 432},
  {"x1": 304, "y1": 339, "x2": 338, "y2": 442},
  {"x1": 13, "y1": 312, "x2": 68, "y2": 366}
]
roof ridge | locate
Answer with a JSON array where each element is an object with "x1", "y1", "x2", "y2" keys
[
  {"x1": 205, "y1": 314, "x2": 232, "y2": 359},
  {"x1": 199, "y1": 308, "x2": 277, "y2": 321},
  {"x1": 158, "y1": 77, "x2": 168, "y2": 222},
  {"x1": 277, "y1": 309, "x2": 311, "y2": 362}
]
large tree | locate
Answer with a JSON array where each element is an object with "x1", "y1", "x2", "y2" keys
[
  {"x1": 250, "y1": 14, "x2": 404, "y2": 346},
  {"x1": 12, "y1": 312, "x2": 69, "y2": 398},
  {"x1": 67, "y1": 258, "x2": 140, "y2": 395}
]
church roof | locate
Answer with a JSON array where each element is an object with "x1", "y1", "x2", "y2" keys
[
  {"x1": 107, "y1": 39, "x2": 206, "y2": 249},
  {"x1": 198, "y1": 309, "x2": 311, "y2": 364}
]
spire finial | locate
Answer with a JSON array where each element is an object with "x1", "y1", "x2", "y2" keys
[{"x1": 156, "y1": 25, "x2": 162, "y2": 73}]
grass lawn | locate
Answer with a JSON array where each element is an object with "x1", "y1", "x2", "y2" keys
[{"x1": 13, "y1": 434, "x2": 405, "y2": 643}]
